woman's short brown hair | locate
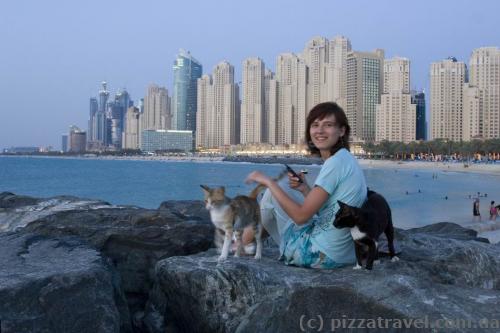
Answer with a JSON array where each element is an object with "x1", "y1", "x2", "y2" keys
[{"x1": 305, "y1": 102, "x2": 350, "y2": 157}]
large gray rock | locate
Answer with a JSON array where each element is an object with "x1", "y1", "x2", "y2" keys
[
  {"x1": 0, "y1": 193, "x2": 215, "y2": 332},
  {"x1": 146, "y1": 222, "x2": 500, "y2": 333},
  {"x1": 0, "y1": 192, "x2": 113, "y2": 232},
  {"x1": 0, "y1": 232, "x2": 130, "y2": 333},
  {"x1": 22, "y1": 206, "x2": 214, "y2": 325},
  {"x1": 158, "y1": 200, "x2": 210, "y2": 223}
]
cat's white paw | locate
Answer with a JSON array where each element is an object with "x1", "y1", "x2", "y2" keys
[
  {"x1": 391, "y1": 256, "x2": 400, "y2": 262},
  {"x1": 254, "y1": 253, "x2": 262, "y2": 260},
  {"x1": 218, "y1": 255, "x2": 227, "y2": 262},
  {"x1": 353, "y1": 264, "x2": 362, "y2": 270}
]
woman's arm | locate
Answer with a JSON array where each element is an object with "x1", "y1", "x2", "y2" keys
[{"x1": 246, "y1": 171, "x2": 329, "y2": 225}]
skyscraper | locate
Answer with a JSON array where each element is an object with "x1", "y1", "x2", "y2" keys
[
  {"x1": 346, "y1": 50, "x2": 384, "y2": 141},
  {"x1": 108, "y1": 100, "x2": 124, "y2": 149},
  {"x1": 215, "y1": 61, "x2": 238, "y2": 146},
  {"x1": 122, "y1": 106, "x2": 141, "y2": 149},
  {"x1": 430, "y1": 57, "x2": 467, "y2": 141},
  {"x1": 328, "y1": 36, "x2": 352, "y2": 109},
  {"x1": 61, "y1": 134, "x2": 68, "y2": 153},
  {"x1": 240, "y1": 57, "x2": 265, "y2": 144},
  {"x1": 462, "y1": 83, "x2": 482, "y2": 141},
  {"x1": 302, "y1": 37, "x2": 330, "y2": 112},
  {"x1": 411, "y1": 90, "x2": 426, "y2": 140},
  {"x1": 263, "y1": 69, "x2": 277, "y2": 144},
  {"x1": 87, "y1": 82, "x2": 109, "y2": 150},
  {"x1": 466, "y1": 47, "x2": 500, "y2": 139},
  {"x1": 142, "y1": 84, "x2": 169, "y2": 131},
  {"x1": 88, "y1": 98, "x2": 98, "y2": 142},
  {"x1": 266, "y1": 77, "x2": 283, "y2": 145},
  {"x1": 196, "y1": 75, "x2": 213, "y2": 149},
  {"x1": 69, "y1": 125, "x2": 86, "y2": 153},
  {"x1": 172, "y1": 49, "x2": 202, "y2": 131},
  {"x1": 96, "y1": 81, "x2": 109, "y2": 144},
  {"x1": 196, "y1": 61, "x2": 238, "y2": 148},
  {"x1": 275, "y1": 53, "x2": 307, "y2": 145},
  {"x1": 375, "y1": 57, "x2": 416, "y2": 143}
]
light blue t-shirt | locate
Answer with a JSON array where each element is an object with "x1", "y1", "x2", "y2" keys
[{"x1": 310, "y1": 148, "x2": 367, "y2": 264}]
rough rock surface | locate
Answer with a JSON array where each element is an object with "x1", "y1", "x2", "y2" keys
[
  {"x1": 22, "y1": 205, "x2": 214, "y2": 326},
  {"x1": 0, "y1": 232, "x2": 130, "y2": 333},
  {"x1": 0, "y1": 193, "x2": 214, "y2": 332},
  {"x1": 0, "y1": 191, "x2": 114, "y2": 232},
  {"x1": 4, "y1": 191, "x2": 500, "y2": 333},
  {"x1": 146, "y1": 222, "x2": 500, "y2": 333},
  {"x1": 158, "y1": 200, "x2": 210, "y2": 223}
]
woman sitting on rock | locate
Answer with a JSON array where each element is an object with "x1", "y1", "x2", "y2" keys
[{"x1": 245, "y1": 102, "x2": 367, "y2": 269}]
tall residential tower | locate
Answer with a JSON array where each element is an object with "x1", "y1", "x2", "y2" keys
[
  {"x1": 376, "y1": 57, "x2": 416, "y2": 143},
  {"x1": 430, "y1": 57, "x2": 467, "y2": 141}
]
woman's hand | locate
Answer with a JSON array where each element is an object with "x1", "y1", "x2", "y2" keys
[
  {"x1": 245, "y1": 171, "x2": 272, "y2": 187},
  {"x1": 288, "y1": 172, "x2": 310, "y2": 195}
]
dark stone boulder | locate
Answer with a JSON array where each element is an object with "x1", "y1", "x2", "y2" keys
[
  {"x1": 0, "y1": 193, "x2": 215, "y2": 332},
  {"x1": 0, "y1": 191, "x2": 40, "y2": 209},
  {"x1": 0, "y1": 193, "x2": 112, "y2": 232},
  {"x1": 146, "y1": 222, "x2": 500, "y2": 333},
  {"x1": 22, "y1": 206, "x2": 214, "y2": 326},
  {"x1": 0, "y1": 232, "x2": 131, "y2": 333},
  {"x1": 158, "y1": 200, "x2": 210, "y2": 223}
]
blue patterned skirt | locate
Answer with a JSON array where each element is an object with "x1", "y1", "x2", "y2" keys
[{"x1": 280, "y1": 221, "x2": 348, "y2": 269}]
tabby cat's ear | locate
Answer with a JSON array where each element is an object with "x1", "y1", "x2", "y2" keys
[{"x1": 200, "y1": 185, "x2": 210, "y2": 193}]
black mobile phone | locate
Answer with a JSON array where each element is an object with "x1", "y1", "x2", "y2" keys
[{"x1": 284, "y1": 164, "x2": 303, "y2": 183}]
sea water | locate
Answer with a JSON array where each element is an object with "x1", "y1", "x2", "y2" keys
[{"x1": 1, "y1": 156, "x2": 499, "y2": 229}]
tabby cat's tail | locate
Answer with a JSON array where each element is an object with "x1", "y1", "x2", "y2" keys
[{"x1": 247, "y1": 170, "x2": 288, "y2": 200}]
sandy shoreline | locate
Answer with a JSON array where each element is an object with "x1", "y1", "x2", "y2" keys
[
  {"x1": 358, "y1": 158, "x2": 500, "y2": 176},
  {"x1": 2, "y1": 154, "x2": 499, "y2": 175}
]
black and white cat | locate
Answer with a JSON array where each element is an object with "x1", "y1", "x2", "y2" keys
[{"x1": 333, "y1": 190, "x2": 399, "y2": 270}]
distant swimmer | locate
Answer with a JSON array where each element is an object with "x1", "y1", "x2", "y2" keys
[{"x1": 473, "y1": 198, "x2": 481, "y2": 222}]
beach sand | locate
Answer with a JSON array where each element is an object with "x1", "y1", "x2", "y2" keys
[{"x1": 358, "y1": 159, "x2": 500, "y2": 176}]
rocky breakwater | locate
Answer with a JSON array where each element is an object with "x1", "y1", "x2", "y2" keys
[
  {"x1": 147, "y1": 223, "x2": 500, "y2": 333},
  {"x1": 3, "y1": 190, "x2": 500, "y2": 333},
  {"x1": 0, "y1": 232, "x2": 131, "y2": 333},
  {"x1": 0, "y1": 192, "x2": 214, "y2": 332}
]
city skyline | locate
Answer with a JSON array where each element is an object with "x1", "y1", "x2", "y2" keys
[{"x1": 1, "y1": 0, "x2": 499, "y2": 148}]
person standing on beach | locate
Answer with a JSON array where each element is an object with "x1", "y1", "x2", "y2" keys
[
  {"x1": 490, "y1": 201, "x2": 498, "y2": 221},
  {"x1": 473, "y1": 198, "x2": 481, "y2": 222}
]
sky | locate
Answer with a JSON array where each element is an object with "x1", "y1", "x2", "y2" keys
[{"x1": 0, "y1": 0, "x2": 499, "y2": 149}]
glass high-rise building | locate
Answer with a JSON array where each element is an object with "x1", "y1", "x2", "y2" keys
[
  {"x1": 115, "y1": 89, "x2": 131, "y2": 132},
  {"x1": 411, "y1": 90, "x2": 426, "y2": 140},
  {"x1": 172, "y1": 49, "x2": 202, "y2": 131},
  {"x1": 61, "y1": 134, "x2": 68, "y2": 152},
  {"x1": 96, "y1": 81, "x2": 109, "y2": 144},
  {"x1": 88, "y1": 98, "x2": 98, "y2": 142}
]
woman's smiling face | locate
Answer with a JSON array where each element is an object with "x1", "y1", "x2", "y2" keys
[{"x1": 309, "y1": 114, "x2": 345, "y2": 158}]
